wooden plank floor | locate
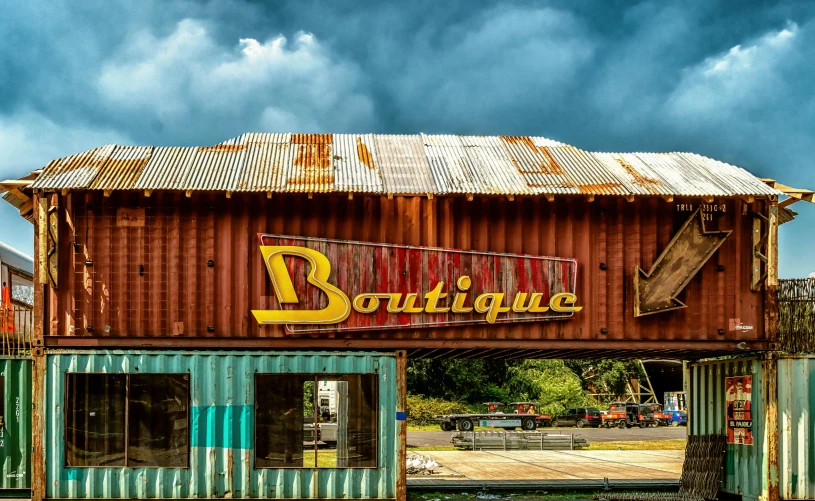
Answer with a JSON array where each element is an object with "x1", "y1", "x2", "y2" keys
[{"x1": 414, "y1": 450, "x2": 684, "y2": 482}]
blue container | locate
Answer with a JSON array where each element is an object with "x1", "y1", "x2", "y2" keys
[{"x1": 46, "y1": 350, "x2": 399, "y2": 499}]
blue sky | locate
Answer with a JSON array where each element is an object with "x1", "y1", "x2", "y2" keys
[{"x1": 0, "y1": 0, "x2": 813, "y2": 277}]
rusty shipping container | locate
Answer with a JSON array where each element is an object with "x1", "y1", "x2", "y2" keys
[{"x1": 38, "y1": 191, "x2": 774, "y2": 358}]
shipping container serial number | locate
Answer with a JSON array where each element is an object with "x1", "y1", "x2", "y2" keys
[{"x1": 676, "y1": 203, "x2": 726, "y2": 221}]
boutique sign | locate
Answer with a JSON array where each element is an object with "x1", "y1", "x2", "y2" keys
[{"x1": 252, "y1": 235, "x2": 580, "y2": 333}]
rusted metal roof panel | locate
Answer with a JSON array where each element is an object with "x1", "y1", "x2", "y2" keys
[
  {"x1": 235, "y1": 132, "x2": 290, "y2": 192},
  {"x1": 27, "y1": 133, "x2": 782, "y2": 198},
  {"x1": 459, "y1": 135, "x2": 530, "y2": 195},
  {"x1": 422, "y1": 134, "x2": 479, "y2": 194},
  {"x1": 182, "y1": 135, "x2": 247, "y2": 191},
  {"x1": 498, "y1": 137, "x2": 579, "y2": 194},
  {"x1": 133, "y1": 147, "x2": 198, "y2": 190},
  {"x1": 373, "y1": 134, "x2": 435, "y2": 195},
  {"x1": 332, "y1": 134, "x2": 384, "y2": 193},
  {"x1": 30, "y1": 144, "x2": 116, "y2": 190},
  {"x1": 87, "y1": 146, "x2": 153, "y2": 190},
  {"x1": 674, "y1": 153, "x2": 779, "y2": 197},
  {"x1": 282, "y1": 133, "x2": 335, "y2": 193}
]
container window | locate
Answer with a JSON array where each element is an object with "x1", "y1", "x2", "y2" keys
[
  {"x1": 127, "y1": 374, "x2": 190, "y2": 467},
  {"x1": 255, "y1": 374, "x2": 309, "y2": 468},
  {"x1": 65, "y1": 374, "x2": 127, "y2": 467},
  {"x1": 65, "y1": 373, "x2": 189, "y2": 468},
  {"x1": 255, "y1": 374, "x2": 378, "y2": 469}
]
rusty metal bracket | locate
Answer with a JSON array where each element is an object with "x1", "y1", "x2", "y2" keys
[{"x1": 634, "y1": 208, "x2": 730, "y2": 317}]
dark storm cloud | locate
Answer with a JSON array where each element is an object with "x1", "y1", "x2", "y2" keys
[{"x1": 0, "y1": 0, "x2": 813, "y2": 275}]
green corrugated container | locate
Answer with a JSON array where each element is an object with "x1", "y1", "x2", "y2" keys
[
  {"x1": 690, "y1": 355, "x2": 815, "y2": 501},
  {"x1": 778, "y1": 356, "x2": 815, "y2": 500},
  {"x1": 689, "y1": 358, "x2": 764, "y2": 500},
  {"x1": 46, "y1": 350, "x2": 400, "y2": 499},
  {"x1": 0, "y1": 357, "x2": 32, "y2": 493}
]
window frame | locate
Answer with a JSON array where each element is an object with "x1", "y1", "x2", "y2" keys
[
  {"x1": 253, "y1": 373, "x2": 379, "y2": 470},
  {"x1": 63, "y1": 372, "x2": 191, "y2": 469}
]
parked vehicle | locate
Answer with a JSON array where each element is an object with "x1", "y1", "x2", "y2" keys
[
  {"x1": 551, "y1": 407, "x2": 603, "y2": 428},
  {"x1": 662, "y1": 409, "x2": 688, "y2": 426},
  {"x1": 508, "y1": 401, "x2": 552, "y2": 427},
  {"x1": 638, "y1": 403, "x2": 659, "y2": 427},
  {"x1": 602, "y1": 401, "x2": 646, "y2": 428},
  {"x1": 438, "y1": 402, "x2": 539, "y2": 432}
]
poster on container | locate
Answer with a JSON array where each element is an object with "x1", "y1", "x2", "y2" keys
[{"x1": 725, "y1": 376, "x2": 753, "y2": 445}]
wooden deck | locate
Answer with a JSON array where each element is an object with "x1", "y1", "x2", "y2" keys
[{"x1": 408, "y1": 450, "x2": 683, "y2": 490}]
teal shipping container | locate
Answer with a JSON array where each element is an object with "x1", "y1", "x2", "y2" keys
[
  {"x1": 0, "y1": 357, "x2": 32, "y2": 494},
  {"x1": 45, "y1": 350, "x2": 401, "y2": 499},
  {"x1": 689, "y1": 355, "x2": 815, "y2": 501}
]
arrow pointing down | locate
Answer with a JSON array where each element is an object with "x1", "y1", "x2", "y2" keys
[{"x1": 634, "y1": 207, "x2": 731, "y2": 317}]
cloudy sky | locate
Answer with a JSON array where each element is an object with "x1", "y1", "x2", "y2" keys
[{"x1": 1, "y1": 0, "x2": 813, "y2": 277}]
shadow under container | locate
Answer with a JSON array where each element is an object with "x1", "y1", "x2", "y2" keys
[
  {"x1": 1, "y1": 357, "x2": 32, "y2": 496},
  {"x1": 45, "y1": 350, "x2": 401, "y2": 499},
  {"x1": 689, "y1": 356, "x2": 815, "y2": 501}
]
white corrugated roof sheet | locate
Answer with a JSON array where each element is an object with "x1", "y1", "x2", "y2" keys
[{"x1": 28, "y1": 133, "x2": 781, "y2": 198}]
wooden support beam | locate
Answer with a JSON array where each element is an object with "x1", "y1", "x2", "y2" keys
[
  {"x1": 347, "y1": 192, "x2": 353, "y2": 200},
  {"x1": 266, "y1": 191, "x2": 273, "y2": 199},
  {"x1": 387, "y1": 193, "x2": 393, "y2": 200},
  {"x1": 9, "y1": 188, "x2": 30, "y2": 202},
  {"x1": 663, "y1": 195, "x2": 674, "y2": 203},
  {"x1": 586, "y1": 194, "x2": 595, "y2": 203},
  {"x1": 103, "y1": 190, "x2": 111, "y2": 197},
  {"x1": 308, "y1": 192, "x2": 313, "y2": 199},
  {"x1": 225, "y1": 191, "x2": 232, "y2": 199},
  {"x1": 507, "y1": 195, "x2": 515, "y2": 201},
  {"x1": 186, "y1": 190, "x2": 192, "y2": 198},
  {"x1": 61, "y1": 189, "x2": 69, "y2": 196},
  {"x1": 624, "y1": 195, "x2": 635, "y2": 203},
  {"x1": 18, "y1": 199, "x2": 33, "y2": 216},
  {"x1": 545, "y1": 194, "x2": 555, "y2": 202},
  {"x1": 426, "y1": 193, "x2": 433, "y2": 200},
  {"x1": 741, "y1": 195, "x2": 754, "y2": 204},
  {"x1": 466, "y1": 193, "x2": 474, "y2": 202},
  {"x1": 768, "y1": 204, "x2": 778, "y2": 288},
  {"x1": 144, "y1": 190, "x2": 152, "y2": 197},
  {"x1": 703, "y1": 196, "x2": 714, "y2": 203}
]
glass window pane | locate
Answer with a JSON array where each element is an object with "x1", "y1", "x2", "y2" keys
[
  {"x1": 328, "y1": 375, "x2": 378, "y2": 469},
  {"x1": 127, "y1": 374, "x2": 190, "y2": 467},
  {"x1": 255, "y1": 375, "x2": 309, "y2": 468},
  {"x1": 65, "y1": 374, "x2": 126, "y2": 467}
]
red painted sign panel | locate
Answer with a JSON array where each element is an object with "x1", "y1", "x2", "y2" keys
[{"x1": 255, "y1": 234, "x2": 579, "y2": 333}]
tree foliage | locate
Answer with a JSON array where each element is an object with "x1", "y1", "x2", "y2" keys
[{"x1": 407, "y1": 357, "x2": 645, "y2": 413}]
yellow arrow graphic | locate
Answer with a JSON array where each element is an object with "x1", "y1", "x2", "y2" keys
[{"x1": 633, "y1": 208, "x2": 731, "y2": 317}]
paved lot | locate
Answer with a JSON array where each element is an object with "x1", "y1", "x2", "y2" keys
[
  {"x1": 410, "y1": 449, "x2": 683, "y2": 485},
  {"x1": 407, "y1": 426, "x2": 686, "y2": 447}
]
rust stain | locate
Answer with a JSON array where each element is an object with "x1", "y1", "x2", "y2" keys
[
  {"x1": 197, "y1": 144, "x2": 246, "y2": 152},
  {"x1": 356, "y1": 137, "x2": 375, "y2": 169},
  {"x1": 613, "y1": 155, "x2": 662, "y2": 193},
  {"x1": 291, "y1": 133, "x2": 333, "y2": 144},
  {"x1": 289, "y1": 137, "x2": 335, "y2": 187},
  {"x1": 577, "y1": 182, "x2": 622, "y2": 194},
  {"x1": 500, "y1": 136, "x2": 564, "y2": 175},
  {"x1": 538, "y1": 147, "x2": 565, "y2": 175}
]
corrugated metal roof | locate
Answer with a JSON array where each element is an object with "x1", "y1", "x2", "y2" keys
[{"x1": 28, "y1": 133, "x2": 781, "y2": 198}]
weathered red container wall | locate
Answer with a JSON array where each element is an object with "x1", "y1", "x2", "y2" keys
[{"x1": 45, "y1": 192, "x2": 769, "y2": 354}]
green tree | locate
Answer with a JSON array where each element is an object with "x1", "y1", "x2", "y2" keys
[{"x1": 504, "y1": 360, "x2": 587, "y2": 416}]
